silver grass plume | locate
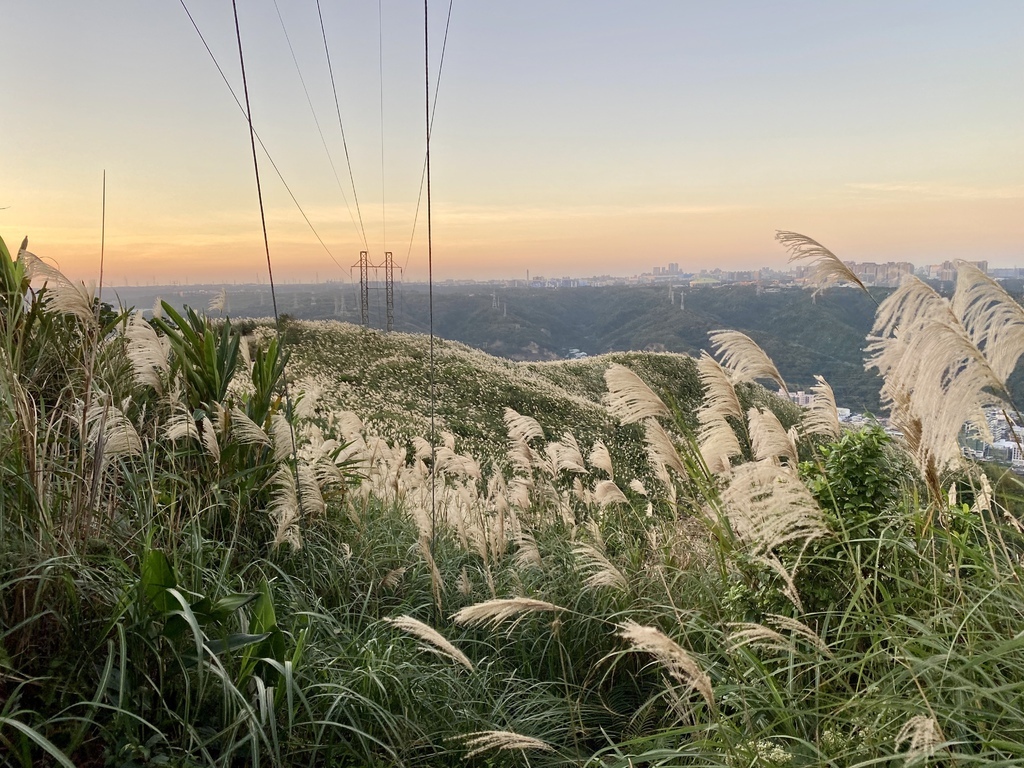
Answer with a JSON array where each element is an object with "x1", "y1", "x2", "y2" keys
[
  {"x1": 645, "y1": 419, "x2": 687, "y2": 477},
  {"x1": 441, "y1": 430, "x2": 456, "y2": 450},
  {"x1": 709, "y1": 330, "x2": 787, "y2": 392},
  {"x1": 230, "y1": 407, "x2": 271, "y2": 446},
  {"x1": 23, "y1": 251, "x2": 98, "y2": 328},
  {"x1": 296, "y1": 461, "x2": 325, "y2": 518},
  {"x1": 775, "y1": 230, "x2": 869, "y2": 298},
  {"x1": 270, "y1": 465, "x2": 302, "y2": 549},
  {"x1": 208, "y1": 287, "x2": 227, "y2": 313},
  {"x1": 513, "y1": 532, "x2": 543, "y2": 570},
  {"x1": 456, "y1": 567, "x2": 473, "y2": 596},
  {"x1": 164, "y1": 408, "x2": 218, "y2": 462},
  {"x1": 574, "y1": 542, "x2": 628, "y2": 591},
  {"x1": 506, "y1": 440, "x2": 535, "y2": 475},
  {"x1": 294, "y1": 382, "x2": 322, "y2": 421},
  {"x1": 384, "y1": 615, "x2": 473, "y2": 670},
  {"x1": 747, "y1": 407, "x2": 798, "y2": 465},
  {"x1": 546, "y1": 432, "x2": 587, "y2": 474},
  {"x1": 335, "y1": 410, "x2": 364, "y2": 442},
  {"x1": 271, "y1": 412, "x2": 297, "y2": 462},
  {"x1": 618, "y1": 621, "x2": 714, "y2": 710},
  {"x1": 867, "y1": 276, "x2": 1004, "y2": 489},
  {"x1": 755, "y1": 553, "x2": 804, "y2": 612},
  {"x1": 460, "y1": 731, "x2": 554, "y2": 759},
  {"x1": 629, "y1": 478, "x2": 648, "y2": 496},
  {"x1": 726, "y1": 623, "x2": 790, "y2": 654},
  {"x1": 719, "y1": 462, "x2": 828, "y2": 555},
  {"x1": 895, "y1": 715, "x2": 944, "y2": 763},
  {"x1": 199, "y1": 415, "x2": 219, "y2": 463},
  {"x1": 412, "y1": 435, "x2": 432, "y2": 461},
  {"x1": 952, "y1": 260, "x2": 1024, "y2": 382},
  {"x1": 164, "y1": 410, "x2": 200, "y2": 443},
  {"x1": 503, "y1": 408, "x2": 544, "y2": 443},
  {"x1": 728, "y1": 614, "x2": 830, "y2": 657},
  {"x1": 238, "y1": 334, "x2": 253, "y2": 374},
  {"x1": 801, "y1": 375, "x2": 841, "y2": 439},
  {"x1": 604, "y1": 363, "x2": 670, "y2": 424},
  {"x1": 451, "y1": 597, "x2": 564, "y2": 629},
  {"x1": 593, "y1": 479, "x2": 629, "y2": 507},
  {"x1": 434, "y1": 446, "x2": 482, "y2": 480},
  {"x1": 86, "y1": 402, "x2": 142, "y2": 470},
  {"x1": 588, "y1": 439, "x2": 614, "y2": 479},
  {"x1": 125, "y1": 312, "x2": 170, "y2": 392},
  {"x1": 697, "y1": 352, "x2": 743, "y2": 474},
  {"x1": 768, "y1": 614, "x2": 832, "y2": 657}
]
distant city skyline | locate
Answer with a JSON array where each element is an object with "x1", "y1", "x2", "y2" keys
[{"x1": 3, "y1": 1, "x2": 1022, "y2": 284}]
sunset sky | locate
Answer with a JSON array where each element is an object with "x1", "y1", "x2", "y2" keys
[{"x1": 3, "y1": 1, "x2": 1023, "y2": 284}]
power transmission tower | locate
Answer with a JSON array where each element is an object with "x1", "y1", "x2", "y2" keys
[
  {"x1": 352, "y1": 250, "x2": 397, "y2": 331},
  {"x1": 353, "y1": 250, "x2": 370, "y2": 326},
  {"x1": 384, "y1": 251, "x2": 395, "y2": 332}
]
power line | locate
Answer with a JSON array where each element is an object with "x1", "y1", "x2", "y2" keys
[
  {"x1": 178, "y1": 0, "x2": 352, "y2": 279},
  {"x1": 404, "y1": 0, "x2": 454, "y2": 273},
  {"x1": 231, "y1": 0, "x2": 306, "y2": 535},
  {"x1": 378, "y1": 0, "x2": 387, "y2": 254},
  {"x1": 316, "y1": 0, "x2": 369, "y2": 250},
  {"x1": 424, "y1": 0, "x2": 438, "y2": 616},
  {"x1": 272, "y1": 0, "x2": 365, "y2": 250}
]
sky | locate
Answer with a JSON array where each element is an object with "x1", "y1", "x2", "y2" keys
[{"x1": 2, "y1": 1, "x2": 1023, "y2": 284}]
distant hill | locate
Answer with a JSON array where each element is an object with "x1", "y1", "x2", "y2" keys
[
  {"x1": 113, "y1": 274, "x2": 1024, "y2": 430},
  {"x1": 122, "y1": 281, "x2": 886, "y2": 413}
]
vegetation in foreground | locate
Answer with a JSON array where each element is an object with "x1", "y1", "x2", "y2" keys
[{"x1": 4, "y1": 231, "x2": 1024, "y2": 766}]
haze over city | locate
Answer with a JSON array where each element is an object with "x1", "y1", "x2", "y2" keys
[{"x1": 3, "y1": 1, "x2": 1022, "y2": 285}]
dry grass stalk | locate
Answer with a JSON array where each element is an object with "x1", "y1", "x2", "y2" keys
[
  {"x1": 384, "y1": 615, "x2": 473, "y2": 671},
  {"x1": 588, "y1": 439, "x2": 614, "y2": 479},
  {"x1": 459, "y1": 730, "x2": 554, "y2": 759},
  {"x1": 618, "y1": 621, "x2": 714, "y2": 710},
  {"x1": 504, "y1": 407, "x2": 544, "y2": 443},
  {"x1": 451, "y1": 597, "x2": 563, "y2": 629},
  {"x1": 604, "y1": 363, "x2": 670, "y2": 424},
  {"x1": 895, "y1": 715, "x2": 944, "y2": 763},
  {"x1": 709, "y1": 330, "x2": 787, "y2": 392},
  {"x1": 801, "y1": 375, "x2": 841, "y2": 439},
  {"x1": 719, "y1": 463, "x2": 827, "y2": 555},
  {"x1": 775, "y1": 230, "x2": 869, "y2": 297},
  {"x1": 748, "y1": 407, "x2": 797, "y2": 465},
  {"x1": 574, "y1": 542, "x2": 628, "y2": 591}
]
